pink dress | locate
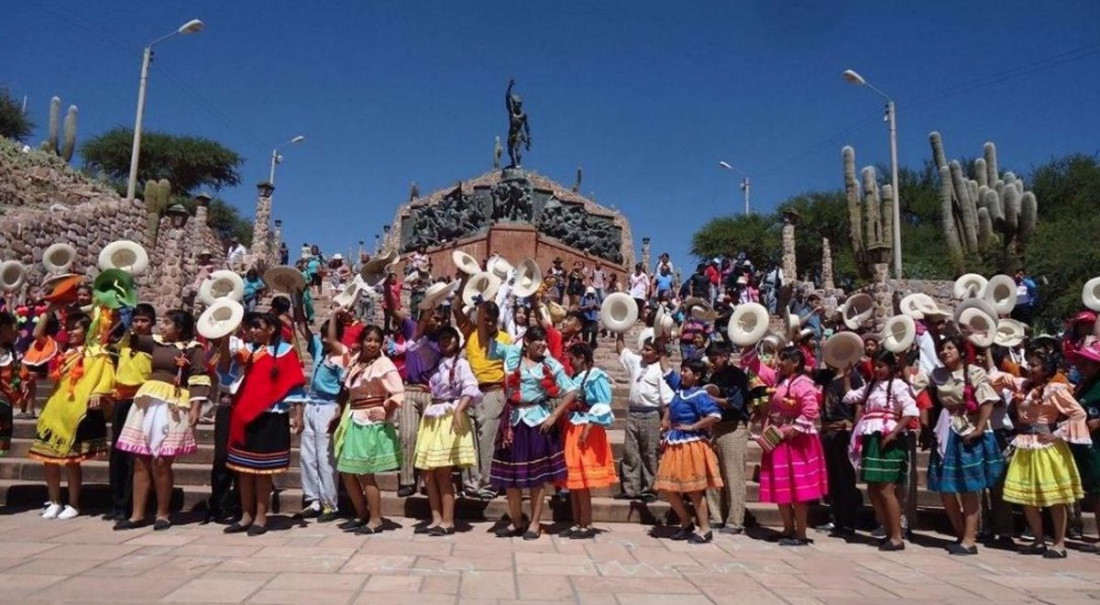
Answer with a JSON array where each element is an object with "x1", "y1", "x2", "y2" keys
[{"x1": 758, "y1": 373, "x2": 829, "y2": 504}]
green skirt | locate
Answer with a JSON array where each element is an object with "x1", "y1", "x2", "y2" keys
[
  {"x1": 335, "y1": 420, "x2": 401, "y2": 475},
  {"x1": 860, "y1": 432, "x2": 908, "y2": 484}
]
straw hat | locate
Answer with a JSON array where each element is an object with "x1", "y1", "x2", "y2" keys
[
  {"x1": 98, "y1": 240, "x2": 149, "y2": 275},
  {"x1": 199, "y1": 270, "x2": 245, "y2": 306},
  {"x1": 953, "y1": 273, "x2": 988, "y2": 300},
  {"x1": 881, "y1": 315, "x2": 916, "y2": 353},
  {"x1": 953, "y1": 297, "x2": 999, "y2": 330},
  {"x1": 419, "y1": 281, "x2": 453, "y2": 311},
  {"x1": 511, "y1": 259, "x2": 542, "y2": 298},
  {"x1": 637, "y1": 327, "x2": 656, "y2": 351},
  {"x1": 727, "y1": 302, "x2": 769, "y2": 347},
  {"x1": 452, "y1": 250, "x2": 481, "y2": 276},
  {"x1": 984, "y1": 274, "x2": 1018, "y2": 316},
  {"x1": 0, "y1": 261, "x2": 26, "y2": 291},
  {"x1": 682, "y1": 297, "x2": 708, "y2": 314},
  {"x1": 461, "y1": 271, "x2": 502, "y2": 306},
  {"x1": 1082, "y1": 277, "x2": 1100, "y2": 312},
  {"x1": 994, "y1": 318, "x2": 1027, "y2": 348},
  {"x1": 653, "y1": 306, "x2": 675, "y2": 339},
  {"x1": 823, "y1": 331, "x2": 864, "y2": 369},
  {"x1": 957, "y1": 304, "x2": 998, "y2": 348},
  {"x1": 487, "y1": 255, "x2": 514, "y2": 281},
  {"x1": 691, "y1": 305, "x2": 717, "y2": 322},
  {"x1": 899, "y1": 292, "x2": 934, "y2": 321},
  {"x1": 600, "y1": 292, "x2": 638, "y2": 333},
  {"x1": 785, "y1": 313, "x2": 801, "y2": 341},
  {"x1": 362, "y1": 250, "x2": 399, "y2": 279},
  {"x1": 265, "y1": 265, "x2": 307, "y2": 294},
  {"x1": 42, "y1": 243, "x2": 76, "y2": 274},
  {"x1": 841, "y1": 293, "x2": 874, "y2": 328},
  {"x1": 197, "y1": 298, "x2": 245, "y2": 340}
]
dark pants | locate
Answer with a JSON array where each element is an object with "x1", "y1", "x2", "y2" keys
[
  {"x1": 208, "y1": 405, "x2": 240, "y2": 518},
  {"x1": 108, "y1": 398, "x2": 134, "y2": 514},
  {"x1": 583, "y1": 322, "x2": 598, "y2": 347},
  {"x1": 820, "y1": 429, "x2": 862, "y2": 531},
  {"x1": 983, "y1": 429, "x2": 1016, "y2": 537}
]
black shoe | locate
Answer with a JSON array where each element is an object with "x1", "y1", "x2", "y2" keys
[
  {"x1": 414, "y1": 524, "x2": 434, "y2": 535},
  {"x1": 1018, "y1": 543, "x2": 1047, "y2": 555},
  {"x1": 246, "y1": 525, "x2": 268, "y2": 537},
  {"x1": 613, "y1": 493, "x2": 636, "y2": 500},
  {"x1": 113, "y1": 519, "x2": 146, "y2": 531},
  {"x1": 947, "y1": 543, "x2": 978, "y2": 556},
  {"x1": 292, "y1": 506, "x2": 321, "y2": 520},
  {"x1": 878, "y1": 540, "x2": 905, "y2": 552},
  {"x1": 989, "y1": 536, "x2": 1017, "y2": 550},
  {"x1": 317, "y1": 510, "x2": 339, "y2": 523},
  {"x1": 829, "y1": 527, "x2": 856, "y2": 539},
  {"x1": 223, "y1": 523, "x2": 251, "y2": 534},
  {"x1": 354, "y1": 524, "x2": 383, "y2": 535},
  {"x1": 397, "y1": 485, "x2": 417, "y2": 498},
  {"x1": 639, "y1": 494, "x2": 658, "y2": 503},
  {"x1": 778, "y1": 537, "x2": 810, "y2": 547},
  {"x1": 494, "y1": 525, "x2": 524, "y2": 538},
  {"x1": 102, "y1": 509, "x2": 125, "y2": 521},
  {"x1": 688, "y1": 531, "x2": 714, "y2": 544},
  {"x1": 522, "y1": 530, "x2": 541, "y2": 541},
  {"x1": 558, "y1": 526, "x2": 579, "y2": 539},
  {"x1": 153, "y1": 519, "x2": 172, "y2": 531},
  {"x1": 1042, "y1": 548, "x2": 1068, "y2": 559},
  {"x1": 720, "y1": 525, "x2": 745, "y2": 536},
  {"x1": 338, "y1": 518, "x2": 367, "y2": 531},
  {"x1": 671, "y1": 525, "x2": 695, "y2": 541},
  {"x1": 427, "y1": 526, "x2": 455, "y2": 537},
  {"x1": 570, "y1": 527, "x2": 596, "y2": 540}
]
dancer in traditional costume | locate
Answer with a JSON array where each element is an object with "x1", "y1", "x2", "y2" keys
[
  {"x1": 413, "y1": 326, "x2": 479, "y2": 536},
  {"x1": 916, "y1": 336, "x2": 1005, "y2": 555},
  {"x1": 843, "y1": 350, "x2": 919, "y2": 551},
  {"x1": 757, "y1": 346, "x2": 828, "y2": 546},
  {"x1": 114, "y1": 310, "x2": 210, "y2": 530},
  {"x1": 994, "y1": 348, "x2": 1091, "y2": 559},
  {"x1": 218, "y1": 312, "x2": 306, "y2": 536},
  {"x1": 333, "y1": 324, "x2": 404, "y2": 534},
  {"x1": 556, "y1": 342, "x2": 617, "y2": 539},
  {"x1": 1068, "y1": 342, "x2": 1100, "y2": 551},
  {"x1": 0, "y1": 311, "x2": 20, "y2": 456},
  {"x1": 655, "y1": 357, "x2": 723, "y2": 544},
  {"x1": 103, "y1": 303, "x2": 155, "y2": 522},
  {"x1": 29, "y1": 310, "x2": 114, "y2": 519},
  {"x1": 485, "y1": 323, "x2": 576, "y2": 540}
]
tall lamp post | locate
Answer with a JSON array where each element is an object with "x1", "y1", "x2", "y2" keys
[
  {"x1": 843, "y1": 69, "x2": 902, "y2": 278},
  {"x1": 717, "y1": 161, "x2": 751, "y2": 215},
  {"x1": 269, "y1": 135, "x2": 306, "y2": 184},
  {"x1": 125, "y1": 19, "x2": 205, "y2": 202}
]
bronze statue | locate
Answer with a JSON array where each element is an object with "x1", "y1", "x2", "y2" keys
[{"x1": 505, "y1": 79, "x2": 531, "y2": 168}]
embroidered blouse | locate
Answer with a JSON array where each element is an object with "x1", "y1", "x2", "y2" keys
[
  {"x1": 487, "y1": 340, "x2": 575, "y2": 427},
  {"x1": 767, "y1": 373, "x2": 820, "y2": 435},
  {"x1": 425, "y1": 355, "x2": 482, "y2": 418},
  {"x1": 844, "y1": 379, "x2": 919, "y2": 436},
  {"x1": 661, "y1": 371, "x2": 722, "y2": 444},
  {"x1": 343, "y1": 355, "x2": 405, "y2": 425},
  {"x1": 990, "y1": 373, "x2": 1092, "y2": 450},
  {"x1": 132, "y1": 334, "x2": 211, "y2": 406},
  {"x1": 567, "y1": 367, "x2": 614, "y2": 427},
  {"x1": 912, "y1": 365, "x2": 999, "y2": 413}
]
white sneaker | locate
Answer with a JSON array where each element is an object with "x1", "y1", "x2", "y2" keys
[
  {"x1": 57, "y1": 505, "x2": 79, "y2": 520},
  {"x1": 41, "y1": 503, "x2": 63, "y2": 519}
]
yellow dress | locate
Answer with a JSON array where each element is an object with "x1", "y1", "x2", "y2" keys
[{"x1": 28, "y1": 346, "x2": 115, "y2": 464}]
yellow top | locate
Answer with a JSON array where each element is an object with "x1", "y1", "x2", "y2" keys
[
  {"x1": 115, "y1": 345, "x2": 153, "y2": 388},
  {"x1": 465, "y1": 329, "x2": 511, "y2": 385}
]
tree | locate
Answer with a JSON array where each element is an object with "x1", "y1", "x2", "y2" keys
[
  {"x1": 691, "y1": 213, "x2": 782, "y2": 267},
  {"x1": 80, "y1": 128, "x2": 243, "y2": 194},
  {"x1": 0, "y1": 88, "x2": 33, "y2": 142},
  {"x1": 179, "y1": 196, "x2": 253, "y2": 246}
]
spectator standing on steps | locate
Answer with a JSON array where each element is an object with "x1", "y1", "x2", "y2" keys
[{"x1": 614, "y1": 329, "x2": 672, "y2": 503}]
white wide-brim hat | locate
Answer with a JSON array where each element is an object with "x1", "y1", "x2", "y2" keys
[
  {"x1": 727, "y1": 302, "x2": 769, "y2": 347},
  {"x1": 600, "y1": 292, "x2": 638, "y2": 333},
  {"x1": 823, "y1": 331, "x2": 864, "y2": 369},
  {"x1": 786, "y1": 313, "x2": 801, "y2": 341},
  {"x1": 1083, "y1": 277, "x2": 1100, "y2": 312},
  {"x1": 487, "y1": 255, "x2": 514, "y2": 281},
  {"x1": 98, "y1": 240, "x2": 149, "y2": 275},
  {"x1": 419, "y1": 281, "x2": 453, "y2": 311},
  {"x1": 899, "y1": 292, "x2": 934, "y2": 321},
  {"x1": 362, "y1": 250, "x2": 399, "y2": 279},
  {"x1": 0, "y1": 261, "x2": 26, "y2": 291},
  {"x1": 653, "y1": 306, "x2": 675, "y2": 339},
  {"x1": 984, "y1": 274, "x2": 1018, "y2": 316},
  {"x1": 954, "y1": 273, "x2": 988, "y2": 300},
  {"x1": 637, "y1": 327, "x2": 656, "y2": 351},
  {"x1": 512, "y1": 258, "x2": 542, "y2": 298},
  {"x1": 452, "y1": 250, "x2": 481, "y2": 276},
  {"x1": 197, "y1": 298, "x2": 245, "y2": 340},
  {"x1": 461, "y1": 271, "x2": 502, "y2": 307},
  {"x1": 953, "y1": 297, "x2": 999, "y2": 331},
  {"x1": 958, "y1": 306, "x2": 998, "y2": 348},
  {"x1": 842, "y1": 293, "x2": 874, "y2": 329},
  {"x1": 881, "y1": 314, "x2": 916, "y2": 353},
  {"x1": 199, "y1": 270, "x2": 245, "y2": 306},
  {"x1": 994, "y1": 318, "x2": 1027, "y2": 348},
  {"x1": 265, "y1": 265, "x2": 308, "y2": 294},
  {"x1": 43, "y1": 242, "x2": 77, "y2": 274}
]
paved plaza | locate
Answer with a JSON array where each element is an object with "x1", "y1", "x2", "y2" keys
[{"x1": 1, "y1": 510, "x2": 1098, "y2": 604}]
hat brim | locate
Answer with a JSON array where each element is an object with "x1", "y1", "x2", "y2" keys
[
  {"x1": 264, "y1": 266, "x2": 308, "y2": 294},
  {"x1": 98, "y1": 240, "x2": 149, "y2": 276},
  {"x1": 200, "y1": 270, "x2": 245, "y2": 306},
  {"x1": 600, "y1": 293, "x2": 638, "y2": 333},
  {"x1": 728, "y1": 303, "x2": 769, "y2": 347},
  {"x1": 823, "y1": 331, "x2": 864, "y2": 369},
  {"x1": 197, "y1": 299, "x2": 245, "y2": 340}
]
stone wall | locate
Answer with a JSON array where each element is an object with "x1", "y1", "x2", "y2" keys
[{"x1": 0, "y1": 138, "x2": 120, "y2": 210}]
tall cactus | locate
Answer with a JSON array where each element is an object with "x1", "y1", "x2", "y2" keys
[
  {"x1": 144, "y1": 179, "x2": 173, "y2": 243},
  {"x1": 41, "y1": 96, "x2": 79, "y2": 163},
  {"x1": 841, "y1": 145, "x2": 893, "y2": 279},
  {"x1": 929, "y1": 132, "x2": 1041, "y2": 272}
]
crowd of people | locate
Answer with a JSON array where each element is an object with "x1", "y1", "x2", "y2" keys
[{"x1": 1, "y1": 241, "x2": 1098, "y2": 560}]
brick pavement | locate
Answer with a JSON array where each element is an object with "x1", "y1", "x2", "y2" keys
[{"x1": 1, "y1": 510, "x2": 1099, "y2": 604}]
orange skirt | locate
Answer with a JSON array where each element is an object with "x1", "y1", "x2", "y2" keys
[
  {"x1": 655, "y1": 439, "x2": 723, "y2": 493},
  {"x1": 557, "y1": 422, "x2": 618, "y2": 490}
]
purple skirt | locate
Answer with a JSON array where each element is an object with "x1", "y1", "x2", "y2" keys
[{"x1": 490, "y1": 421, "x2": 567, "y2": 489}]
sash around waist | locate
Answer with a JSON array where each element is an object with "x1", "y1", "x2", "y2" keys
[{"x1": 349, "y1": 396, "x2": 386, "y2": 410}]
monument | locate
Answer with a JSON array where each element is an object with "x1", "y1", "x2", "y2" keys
[{"x1": 383, "y1": 79, "x2": 634, "y2": 278}]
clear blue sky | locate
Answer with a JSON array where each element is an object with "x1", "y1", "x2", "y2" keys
[{"x1": 9, "y1": 1, "x2": 1100, "y2": 268}]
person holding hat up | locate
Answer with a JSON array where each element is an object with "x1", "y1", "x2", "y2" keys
[
  {"x1": 614, "y1": 329, "x2": 672, "y2": 503},
  {"x1": 394, "y1": 306, "x2": 445, "y2": 498},
  {"x1": 703, "y1": 341, "x2": 751, "y2": 535}
]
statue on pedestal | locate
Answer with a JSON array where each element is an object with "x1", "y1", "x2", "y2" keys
[{"x1": 505, "y1": 79, "x2": 531, "y2": 168}]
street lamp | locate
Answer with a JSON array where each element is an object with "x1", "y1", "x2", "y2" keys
[
  {"x1": 125, "y1": 19, "x2": 205, "y2": 202},
  {"x1": 269, "y1": 135, "x2": 306, "y2": 184},
  {"x1": 843, "y1": 68, "x2": 902, "y2": 278},
  {"x1": 717, "y1": 161, "x2": 751, "y2": 215}
]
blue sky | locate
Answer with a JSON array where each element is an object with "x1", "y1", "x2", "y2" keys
[{"x1": 9, "y1": 1, "x2": 1100, "y2": 269}]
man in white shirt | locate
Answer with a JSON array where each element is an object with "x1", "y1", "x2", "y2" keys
[
  {"x1": 226, "y1": 237, "x2": 247, "y2": 273},
  {"x1": 614, "y1": 330, "x2": 673, "y2": 502}
]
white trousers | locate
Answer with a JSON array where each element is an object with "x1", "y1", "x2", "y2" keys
[{"x1": 300, "y1": 403, "x2": 339, "y2": 509}]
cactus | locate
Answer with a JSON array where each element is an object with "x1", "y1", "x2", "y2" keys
[
  {"x1": 144, "y1": 179, "x2": 173, "y2": 243},
  {"x1": 60, "y1": 106, "x2": 77, "y2": 162},
  {"x1": 47, "y1": 97, "x2": 60, "y2": 154},
  {"x1": 572, "y1": 166, "x2": 582, "y2": 193},
  {"x1": 841, "y1": 146, "x2": 893, "y2": 278},
  {"x1": 930, "y1": 132, "x2": 1041, "y2": 272}
]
